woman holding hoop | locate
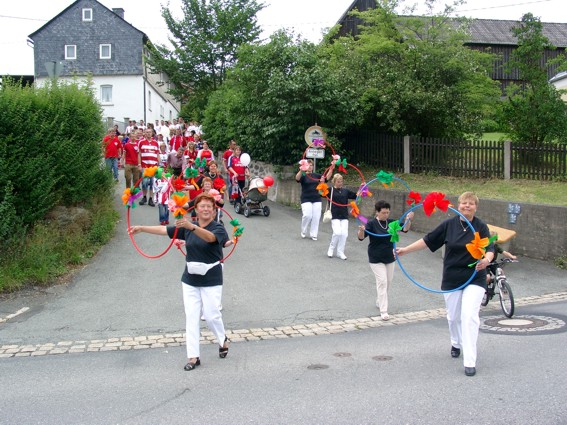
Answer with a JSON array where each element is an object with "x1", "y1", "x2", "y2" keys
[
  {"x1": 357, "y1": 200, "x2": 413, "y2": 320},
  {"x1": 295, "y1": 159, "x2": 334, "y2": 241},
  {"x1": 128, "y1": 193, "x2": 230, "y2": 371},
  {"x1": 395, "y1": 192, "x2": 494, "y2": 377}
]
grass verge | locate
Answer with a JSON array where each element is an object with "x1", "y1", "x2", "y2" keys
[{"x1": 0, "y1": 192, "x2": 119, "y2": 293}]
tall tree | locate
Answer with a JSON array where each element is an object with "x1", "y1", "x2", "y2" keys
[
  {"x1": 149, "y1": 0, "x2": 264, "y2": 119},
  {"x1": 499, "y1": 13, "x2": 567, "y2": 146},
  {"x1": 323, "y1": 0, "x2": 499, "y2": 138}
]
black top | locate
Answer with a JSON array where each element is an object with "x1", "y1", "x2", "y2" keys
[
  {"x1": 328, "y1": 187, "x2": 358, "y2": 220},
  {"x1": 297, "y1": 173, "x2": 324, "y2": 203},
  {"x1": 167, "y1": 221, "x2": 229, "y2": 287},
  {"x1": 362, "y1": 218, "x2": 397, "y2": 264},
  {"x1": 424, "y1": 216, "x2": 494, "y2": 290}
]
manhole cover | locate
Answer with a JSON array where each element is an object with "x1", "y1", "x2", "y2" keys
[
  {"x1": 372, "y1": 355, "x2": 393, "y2": 361},
  {"x1": 481, "y1": 314, "x2": 566, "y2": 335},
  {"x1": 333, "y1": 352, "x2": 352, "y2": 357},
  {"x1": 307, "y1": 364, "x2": 329, "y2": 370}
]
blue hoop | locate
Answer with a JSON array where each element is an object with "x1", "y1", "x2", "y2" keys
[
  {"x1": 393, "y1": 205, "x2": 478, "y2": 294},
  {"x1": 355, "y1": 176, "x2": 412, "y2": 237}
]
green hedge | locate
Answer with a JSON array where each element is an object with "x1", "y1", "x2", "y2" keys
[{"x1": 0, "y1": 79, "x2": 111, "y2": 253}]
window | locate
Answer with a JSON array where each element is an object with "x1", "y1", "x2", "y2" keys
[
  {"x1": 148, "y1": 91, "x2": 152, "y2": 111},
  {"x1": 100, "y1": 44, "x2": 111, "y2": 59},
  {"x1": 101, "y1": 85, "x2": 113, "y2": 104},
  {"x1": 82, "y1": 8, "x2": 93, "y2": 21},
  {"x1": 65, "y1": 45, "x2": 77, "y2": 60},
  {"x1": 160, "y1": 105, "x2": 164, "y2": 118}
]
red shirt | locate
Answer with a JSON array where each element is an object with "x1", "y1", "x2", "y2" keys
[
  {"x1": 169, "y1": 135, "x2": 186, "y2": 152},
  {"x1": 222, "y1": 149, "x2": 233, "y2": 170},
  {"x1": 103, "y1": 135, "x2": 121, "y2": 158},
  {"x1": 138, "y1": 138, "x2": 159, "y2": 168},
  {"x1": 228, "y1": 155, "x2": 246, "y2": 181},
  {"x1": 123, "y1": 141, "x2": 139, "y2": 165}
]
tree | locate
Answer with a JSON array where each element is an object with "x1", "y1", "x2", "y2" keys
[
  {"x1": 499, "y1": 13, "x2": 567, "y2": 146},
  {"x1": 149, "y1": 0, "x2": 264, "y2": 120},
  {"x1": 202, "y1": 31, "x2": 359, "y2": 164},
  {"x1": 323, "y1": 0, "x2": 499, "y2": 138}
]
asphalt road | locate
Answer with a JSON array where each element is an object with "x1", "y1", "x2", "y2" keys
[{"x1": 1, "y1": 174, "x2": 566, "y2": 424}]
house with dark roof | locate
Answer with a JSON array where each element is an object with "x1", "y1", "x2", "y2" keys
[
  {"x1": 335, "y1": 0, "x2": 567, "y2": 92},
  {"x1": 28, "y1": 0, "x2": 180, "y2": 130}
]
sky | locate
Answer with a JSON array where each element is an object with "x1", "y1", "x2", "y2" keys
[{"x1": 1, "y1": 0, "x2": 566, "y2": 75}]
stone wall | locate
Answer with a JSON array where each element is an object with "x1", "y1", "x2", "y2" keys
[{"x1": 248, "y1": 160, "x2": 566, "y2": 261}]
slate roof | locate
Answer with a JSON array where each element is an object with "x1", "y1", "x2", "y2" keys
[{"x1": 466, "y1": 19, "x2": 567, "y2": 47}]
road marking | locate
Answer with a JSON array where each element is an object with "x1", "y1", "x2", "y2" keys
[
  {"x1": 0, "y1": 307, "x2": 29, "y2": 324},
  {"x1": 1, "y1": 292, "x2": 566, "y2": 359}
]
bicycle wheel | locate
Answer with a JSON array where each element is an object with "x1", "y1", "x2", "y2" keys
[
  {"x1": 498, "y1": 279, "x2": 515, "y2": 318},
  {"x1": 481, "y1": 290, "x2": 490, "y2": 307}
]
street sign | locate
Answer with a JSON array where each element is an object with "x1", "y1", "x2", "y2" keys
[
  {"x1": 304, "y1": 125, "x2": 327, "y2": 146},
  {"x1": 306, "y1": 148, "x2": 325, "y2": 159}
]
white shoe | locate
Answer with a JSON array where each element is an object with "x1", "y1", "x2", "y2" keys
[
  {"x1": 311, "y1": 237, "x2": 317, "y2": 241},
  {"x1": 381, "y1": 313, "x2": 390, "y2": 321},
  {"x1": 219, "y1": 304, "x2": 223, "y2": 311},
  {"x1": 301, "y1": 232, "x2": 306, "y2": 239},
  {"x1": 338, "y1": 253, "x2": 347, "y2": 260},
  {"x1": 327, "y1": 248, "x2": 333, "y2": 258}
]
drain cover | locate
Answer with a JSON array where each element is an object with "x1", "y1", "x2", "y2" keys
[
  {"x1": 372, "y1": 355, "x2": 393, "y2": 361},
  {"x1": 307, "y1": 364, "x2": 329, "y2": 370},
  {"x1": 481, "y1": 314, "x2": 566, "y2": 335},
  {"x1": 333, "y1": 352, "x2": 352, "y2": 357}
]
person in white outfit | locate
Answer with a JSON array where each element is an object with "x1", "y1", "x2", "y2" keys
[
  {"x1": 128, "y1": 193, "x2": 231, "y2": 371},
  {"x1": 395, "y1": 192, "x2": 494, "y2": 377},
  {"x1": 295, "y1": 160, "x2": 334, "y2": 241},
  {"x1": 326, "y1": 174, "x2": 357, "y2": 260}
]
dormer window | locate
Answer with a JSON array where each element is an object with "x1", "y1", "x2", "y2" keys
[
  {"x1": 82, "y1": 8, "x2": 93, "y2": 21},
  {"x1": 100, "y1": 44, "x2": 112, "y2": 59}
]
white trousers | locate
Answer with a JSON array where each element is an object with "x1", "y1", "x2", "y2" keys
[
  {"x1": 301, "y1": 201, "x2": 322, "y2": 238},
  {"x1": 181, "y1": 283, "x2": 226, "y2": 359},
  {"x1": 443, "y1": 284, "x2": 485, "y2": 368},
  {"x1": 369, "y1": 262, "x2": 395, "y2": 313},
  {"x1": 328, "y1": 219, "x2": 349, "y2": 256}
]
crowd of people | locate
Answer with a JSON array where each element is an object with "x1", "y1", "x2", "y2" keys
[{"x1": 114, "y1": 123, "x2": 502, "y2": 378}]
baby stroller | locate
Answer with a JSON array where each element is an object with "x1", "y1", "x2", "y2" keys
[{"x1": 234, "y1": 177, "x2": 270, "y2": 217}]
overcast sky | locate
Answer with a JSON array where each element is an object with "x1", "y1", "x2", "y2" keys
[{"x1": 1, "y1": 0, "x2": 565, "y2": 75}]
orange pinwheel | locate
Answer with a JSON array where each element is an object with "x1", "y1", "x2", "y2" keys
[
  {"x1": 466, "y1": 232, "x2": 490, "y2": 260},
  {"x1": 422, "y1": 192, "x2": 450, "y2": 217},
  {"x1": 316, "y1": 182, "x2": 329, "y2": 197},
  {"x1": 171, "y1": 192, "x2": 189, "y2": 207},
  {"x1": 122, "y1": 188, "x2": 132, "y2": 205},
  {"x1": 143, "y1": 166, "x2": 159, "y2": 178},
  {"x1": 350, "y1": 201, "x2": 360, "y2": 218},
  {"x1": 173, "y1": 208, "x2": 187, "y2": 218}
]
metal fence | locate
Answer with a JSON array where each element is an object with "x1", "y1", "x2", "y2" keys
[{"x1": 342, "y1": 131, "x2": 567, "y2": 180}]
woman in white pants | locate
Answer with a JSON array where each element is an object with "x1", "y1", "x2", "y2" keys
[
  {"x1": 395, "y1": 192, "x2": 494, "y2": 377},
  {"x1": 295, "y1": 160, "x2": 334, "y2": 241},
  {"x1": 326, "y1": 174, "x2": 357, "y2": 260},
  {"x1": 128, "y1": 193, "x2": 230, "y2": 371}
]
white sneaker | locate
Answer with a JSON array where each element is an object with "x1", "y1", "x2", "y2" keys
[
  {"x1": 311, "y1": 237, "x2": 317, "y2": 241},
  {"x1": 381, "y1": 313, "x2": 390, "y2": 321},
  {"x1": 301, "y1": 232, "x2": 306, "y2": 239},
  {"x1": 327, "y1": 248, "x2": 333, "y2": 258},
  {"x1": 219, "y1": 304, "x2": 223, "y2": 311},
  {"x1": 338, "y1": 253, "x2": 347, "y2": 260}
]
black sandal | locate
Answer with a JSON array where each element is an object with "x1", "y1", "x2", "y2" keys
[
  {"x1": 183, "y1": 357, "x2": 200, "y2": 371},
  {"x1": 219, "y1": 336, "x2": 229, "y2": 359}
]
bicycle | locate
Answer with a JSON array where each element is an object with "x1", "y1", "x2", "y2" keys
[{"x1": 481, "y1": 258, "x2": 518, "y2": 318}]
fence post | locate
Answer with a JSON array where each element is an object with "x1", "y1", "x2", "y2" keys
[
  {"x1": 404, "y1": 135, "x2": 411, "y2": 174},
  {"x1": 504, "y1": 140, "x2": 511, "y2": 180}
]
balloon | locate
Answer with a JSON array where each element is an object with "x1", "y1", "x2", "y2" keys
[
  {"x1": 263, "y1": 176, "x2": 274, "y2": 187},
  {"x1": 240, "y1": 153, "x2": 251, "y2": 166}
]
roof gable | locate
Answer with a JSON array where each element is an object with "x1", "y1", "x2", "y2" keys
[{"x1": 28, "y1": 0, "x2": 147, "y2": 41}]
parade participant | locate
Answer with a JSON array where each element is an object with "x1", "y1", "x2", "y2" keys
[
  {"x1": 325, "y1": 174, "x2": 358, "y2": 260},
  {"x1": 138, "y1": 129, "x2": 160, "y2": 206},
  {"x1": 358, "y1": 200, "x2": 413, "y2": 320},
  {"x1": 128, "y1": 193, "x2": 230, "y2": 371},
  {"x1": 295, "y1": 159, "x2": 333, "y2": 241},
  {"x1": 122, "y1": 130, "x2": 140, "y2": 188},
  {"x1": 227, "y1": 146, "x2": 250, "y2": 207},
  {"x1": 395, "y1": 192, "x2": 494, "y2": 377},
  {"x1": 102, "y1": 128, "x2": 122, "y2": 181}
]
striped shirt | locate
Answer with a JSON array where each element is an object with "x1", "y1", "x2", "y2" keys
[{"x1": 138, "y1": 138, "x2": 159, "y2": 168}]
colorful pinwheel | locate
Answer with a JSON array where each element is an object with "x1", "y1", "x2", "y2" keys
[
  {"x1": 376, "y1": 170, "x2": 394, "y2": 188},
  {"x1": 143, "y1": 166, "x2": 159, "y2": 178},
  {"x1": 358, "y1": 183, "x2": 372, "y2": 198},
  {"x1": 350, "y1": 201, "x2": 360, "y2": 218},
  {"x1": 422, "y1": 192, "x2": 450, "y2": 217},
  {"x1": 406, "y1": 191, "x2": 422, "y2": 206},
  {"x1": 335, "y1": 158, "x2": 348, "y2": 173},
  {"x1": 312, "y1": 138, "x2": 325, "y2": 147},
  {"x1": 387, "y1": 221, "x2": 404, "y2": 243},
  {"x1": 299, "y1": 159, "x2": 310, "y2": 171},
  {"x1": 122, "y1": 187, "x2": 143, "y2": 208},
  {"x1": 195, "y1": 157, "x2": 207, "y2": 170},
  {"x1": 316, "y1": 182, "x2": 329, "y2": 197}
]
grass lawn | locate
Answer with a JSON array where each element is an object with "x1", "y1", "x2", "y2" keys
[{"x1": 345, "y1": 171, "x2": 567, "y2": 206}]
